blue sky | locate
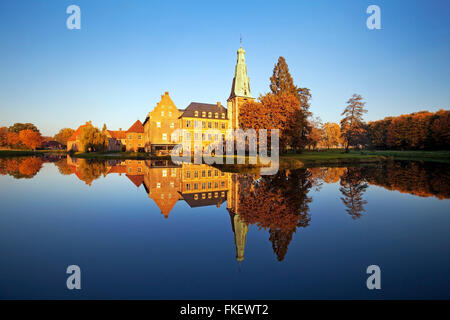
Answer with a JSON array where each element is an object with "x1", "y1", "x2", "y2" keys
[{"x1": 0, "y1": 0, "x2": 449, "y2": 136}]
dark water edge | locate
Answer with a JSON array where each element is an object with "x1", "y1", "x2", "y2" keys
[{"x1": 0, "y1": 156, "x2": 449, "y2": 299}]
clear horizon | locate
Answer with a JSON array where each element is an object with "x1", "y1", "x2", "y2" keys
[{"x1": 1, "y1": 0, "x2": 449, "y2": 136}]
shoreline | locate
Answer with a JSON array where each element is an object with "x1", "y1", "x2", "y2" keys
[{"x1": 0, "y1": 149, "x2": 449, "y2": 166}]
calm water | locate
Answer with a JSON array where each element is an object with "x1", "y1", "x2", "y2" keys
[{"x1": 0, "y1": 156, "x2": 449, "y2": 299}]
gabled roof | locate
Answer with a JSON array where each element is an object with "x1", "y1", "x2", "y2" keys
[
  {"x1": 180, "y1": 102, "x2": 228, "y2": 119},
  {"x1": 126, "y1": 174, "x2": 144, "y2": 187},
  {"x1": 127, "y1": 120, "x2": 144, "y2": 133},
  {"x1": 68, "y1": 123, "x2": 91, "y2": 142},
  {"x1": 107, "y1": 130, "x2": 127, "y2": 139}
]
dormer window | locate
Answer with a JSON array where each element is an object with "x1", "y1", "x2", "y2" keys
[
  {"x1": 215, "y1": 113, "x2": 218, "y2": 118},
  {"x1": 195, "y1": 111, "x2": 199, "y2": 117},
  {"x1": 221, "y1": 113, "x2": 225, "y2": 119},
  {"x1": 208, "y1": 112, "x2": 212, "y2": 118},
  {"x1": 202, "y1": 111, "x2": 206, "y2": 117}
]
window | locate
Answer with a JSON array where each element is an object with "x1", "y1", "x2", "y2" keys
[
  {"x1": 221, "y1": 191, "x2": 225, "y2": 197},
  {"x1": 194, "y1": 183, "x2": 198, "y2": 190},
  {"x1": 128, "y1": 135, "x2": 132, "y2": 139},
  {"x1": 194, "y1": 171, "x2": 198, "y2": 178},
  {"x1": 208, "y1": 134, "x2": 212, "y2": 141},
  {"x1": 202, "y1": 183, "x2": 206, "y2": 190},
  {"x1": 194, "y1": 121, "x2": 199, "y2": 128},
  {"x1": 194, "y1": 133, "x2": 199, "y2": 140},
  {"x1": 162, "y1": 170, "x2": 167, "y2": 177},
  {"x1": 202, "y1": 121, "x2": 206, "y2": 128},
  {"x1": 208, "y1": 112, "x2": 212, "y2": 118},
  {"x1": 195, "y1": 111, "x2": 199, "y2": 117},
  {"x1": 138, "y1": 167, "x2": 142, "y2": 173},
  {"x1": 186, "y1": 171, "x2": 190, "y2": 178},
  {"x1": 221, "y1": 181, "x2": 225, "y2": 187},
  {"x1": 186, "y1": 184, "x2": 191, "y2": 191},
  {"x1": 208, "y1": 182, "x2": 212, "y2": 188},
  {"x1": 221, "y1": 122, "x2": 226, "y2": 129},
  {"x1": 186, "y1": 120, "x2": 191, "y2": 128},
  {"x1": 214, "y1": 170, "x2": 218, "y2": 176},
  {"x1": 208, "y1": 193, "x2": 212, "y2": 199},
  {"x1": 169, "y1": 111, "x2": 172, "y2": 117},
  {"x1": 202, "y1": 193, "x2": 206, "y2": 199},
  {"x1": 170, "y1": 182, "x2": 174, "y2": 188},
  {"x1": 162, "y1": 133, "x2": 167, "y2": 141},
  {"x1": 170, "y1": 123, "x2": 174, "y2": 128},
  {"x1": 215, "y1": 182, "x2": 218, "y2": 188},
  {"x1": 161, "y1": 111, "x2": 164, "y2": 116},
  {"x1": 214, "y1": 192, "x2": 218, "y2": 198},
  {"x1": 215, "y1": 113, "x2": 218, "y2": 118},
  {"x1": 215, "y1": 122, "x2": 218, "y2": 129},
  {"x1": 138, "y1": 143, "x2": 142, "y2": 147},
  {"x1": 202, "y1": 111, "x2": 206, "y2": 117},
  {"x1": 221, "y1": 113, "x2": 225, "y2": 119},
  {"x1": 186, "y1": 132, "x2": 191, "y2": 141},
  {"x1": 171, "y1": 169, "x2": 176, "y2": 177},
  {"x1": 156, "y1": 122, "x2": 161, "y2": 128},
  {"x1": 202, "y1": 170, "x2": 205, "y2": 177},
  {"x1": 208, "y1": 122, "x2": 212, "y2": 128},
  {"x1": 157, "y1": 183, "x2": 161, "y2": 188},
  {"x1": 215, "y1": 134, "x2": 218, "y2": 141},
  {"x1": 128, "y1": 167, "x2": 132, "y2": 173},
  {"x1": 208, "y1": 170, "x2": 211, "y2": 177},
  {"x1": 194, "y1": 194, "x2": 198, "y2": 200}
]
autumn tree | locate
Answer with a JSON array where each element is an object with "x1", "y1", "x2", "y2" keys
[
  {"x1": 6, "y1": 131, "x2": 20, "y2": 148},
  {"x1": 19, "y1": 129, "x2": 43, "y2": 150},
  {"x1": 0, "y1": 127, "x2": 8, "y2": 147},
  {"x1": 340, "y1": 94, "x2": 368, "y2": 152},
  {"x1": 54, "y1": 128, "x2": 75, "y2": 146},
  {"x1": 306, "y1": 117, "x2": 323, "y2": 150},
  {"x1": 269, "y1": 57, "x2": 312, "y2": 152},
  {"x1": 79, "y1": 124, "x2": 107, "y2": 152},
  {"x1": 321, "y1": 122, "x2": 343, "y2": 149}
]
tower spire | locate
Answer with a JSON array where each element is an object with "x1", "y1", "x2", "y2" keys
[{"x1": 228, "y1": 44, "x2": 252, "y2": 100}]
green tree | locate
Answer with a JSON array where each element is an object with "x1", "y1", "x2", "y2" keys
[
  {"x1": 8, "y1": 123, "x2": 39, "y2": 133},
  {"x1": 54, "y1": 128, "x2": 75, "y2": 146},
  {"x1": 79, "y1": 124, "x2": 107, "y2": 152},
  {"x1": 340, "y1": 94, "x2": 368, "y2": 152}
]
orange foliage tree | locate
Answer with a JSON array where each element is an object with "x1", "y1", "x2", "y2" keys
[{"x1": 19, "y1": 129, "x2": 43, "y2": 150}]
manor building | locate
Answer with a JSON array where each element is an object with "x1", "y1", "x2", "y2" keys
[
  {"x1": 142, "y1": 45, "x2": 254, "y2": 155},
  {"x1": 68, "y1": 45, "x2": 254, "y2": 154}
]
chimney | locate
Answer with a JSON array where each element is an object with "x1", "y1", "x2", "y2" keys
[
  {"x1": 217, "y1": 102, "x2": 221, "y2": 107},
  {"x1": 165, "y1": 91, "x2": 169, "y2": 96}
]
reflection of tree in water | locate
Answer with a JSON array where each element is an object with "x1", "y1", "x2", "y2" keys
[
  {"x1": 54, "y1": 158, "x2": 73, "y2": 175},
  {"x1": 77, "y1": 160, "x2": 109, "y2": 186},
  {"x1": 0, "y1": 157, "x2": 43, "y2": 179},
  {"x1": 238, "y1": 169, "x2": 313, "y2": 261},
  {"x1": 339, "y1": 167, "x2": 368, "y2": 220}
]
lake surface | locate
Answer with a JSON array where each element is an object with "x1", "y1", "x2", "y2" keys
[{"x1": 0, "y1": 156, "x2": 449, "y2": 299}]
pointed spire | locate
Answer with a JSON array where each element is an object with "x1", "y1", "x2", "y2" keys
[{"x1": 228, "y1": 43, "x2": 252, "y2": 100}]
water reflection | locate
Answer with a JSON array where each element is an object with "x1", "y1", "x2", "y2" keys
[{"x1": 0, "y1": 156, "x2": 449, "y2": 263}]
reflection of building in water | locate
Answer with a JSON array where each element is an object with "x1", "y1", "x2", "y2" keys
[
  {"x1": 66, "y1": 157, "x2": 251, "y2": 262},
  {"x1": 226, "y1": 174, "x2": 252, "y2": 263}
]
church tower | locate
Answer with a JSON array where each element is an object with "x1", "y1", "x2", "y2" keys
[{"x1": 227, "y1": 44, "x2": 255, "y2": 129}]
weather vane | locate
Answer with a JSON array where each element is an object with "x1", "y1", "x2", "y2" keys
[{"x1": 240, "y1": 34, "x2": 242, "y2": 47}]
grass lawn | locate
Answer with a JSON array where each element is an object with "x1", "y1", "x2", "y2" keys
[
  {"x1": 0, "y1": 149, "x2": 67, "y2": 157},
  {"x1": 281, "y1": 150, "x2": 450, "y2": 164}
]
